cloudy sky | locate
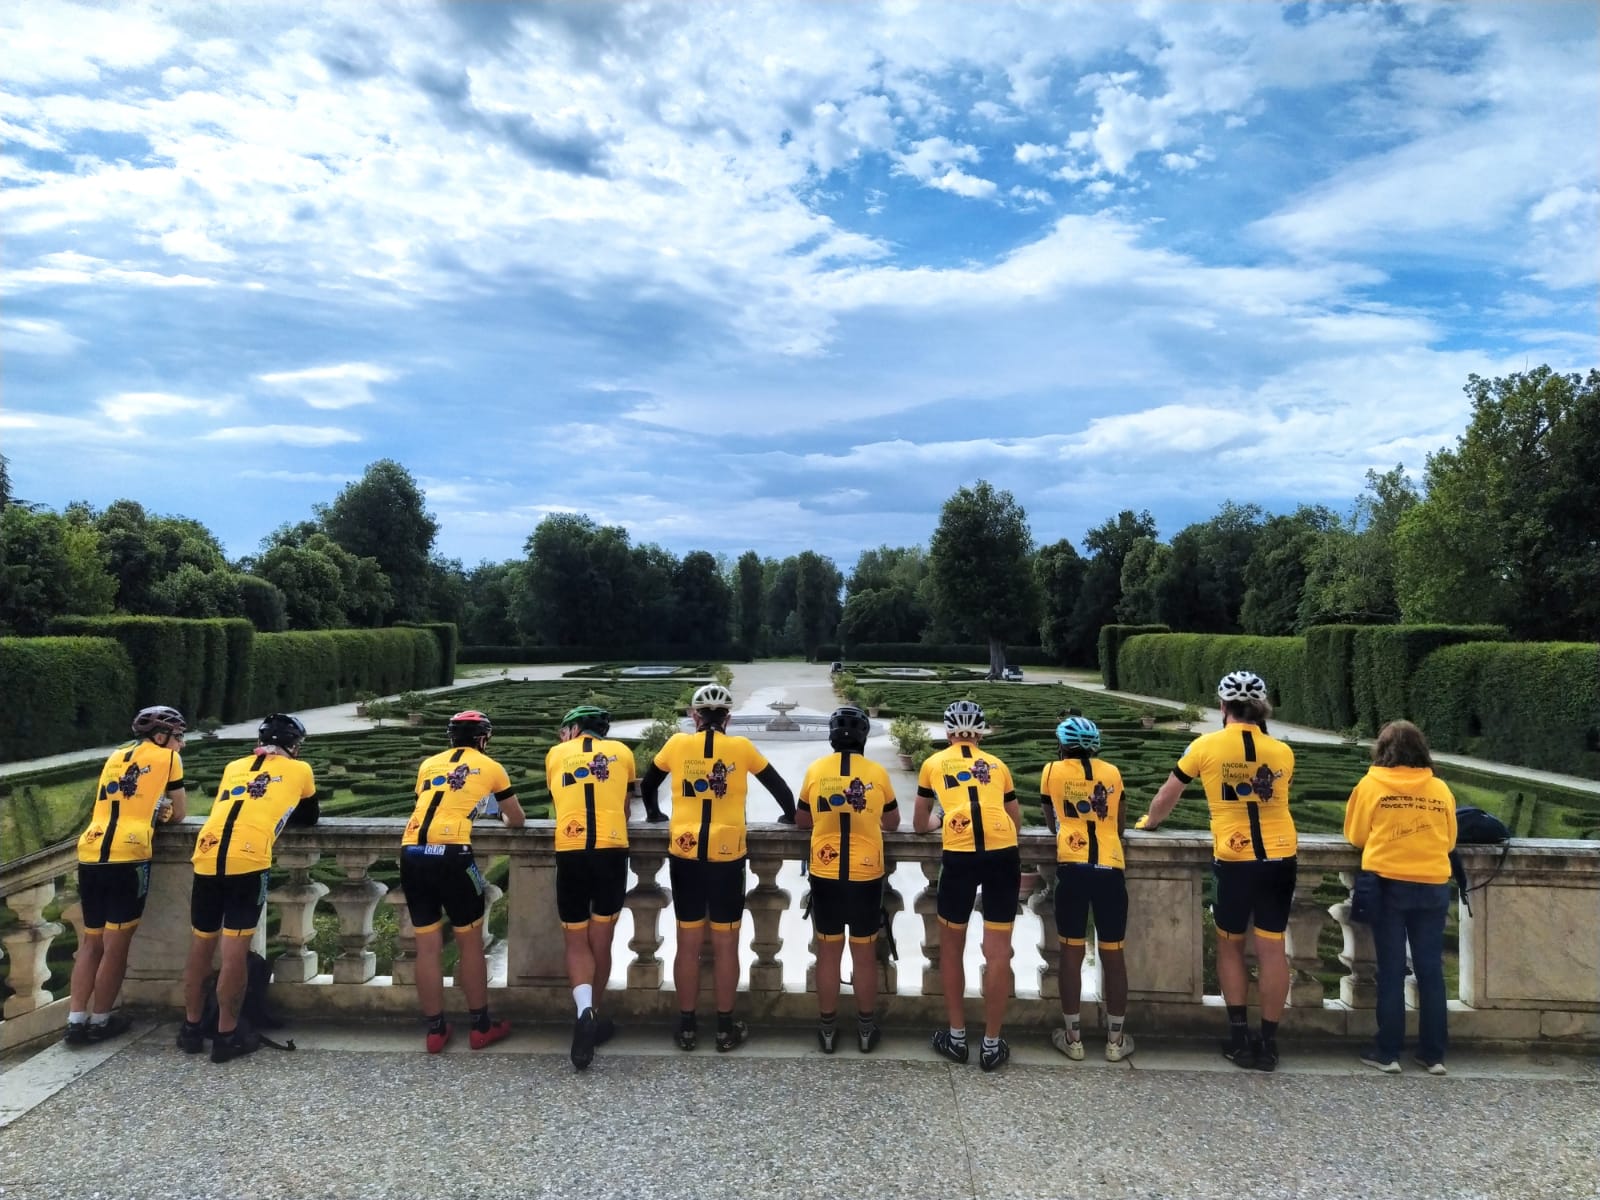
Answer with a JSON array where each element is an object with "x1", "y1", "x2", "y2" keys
[{"x1": 3, "y1": 1, "x2": 1596, "y2": 570}]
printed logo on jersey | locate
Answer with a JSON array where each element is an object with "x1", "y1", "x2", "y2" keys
[
  {"x1": 947, "y1": 812, "x2": 971, "y2": 836},
  {"x1": 197, "y1": 832, "x2": 220, "y2": 855},
  {"x1": 430, "y1": 765, "x2": 480, "y2": 790},
  {"x1": 246, "y1": 771, "x2": 274, "y2": 799},
  {"x1": 825, "y1": 778, "x2": 873, "y2": 810},
  {"x1": 1066, "y1": 831, "x2": 1088, "y2": 854},
  {"x1": 563, "y1": 818, "x2": 585, "y2": 840},
  {"x1": 944, "y1": 760, "x2": 993, "y2": 789},
  {"x1": 564, "y1": 752, "x2": 618, "y2": 784},
  {"x1": 1224, "y1": 763, "x2": 1284, "y2": 802},
  {"x1": 108, "y1": 763, "x2": 148, "y2": 797},
  {"x1": 817, "y1": 844, "x2": 839, "y2": 868},
  {"x1": 1075, "y1": 783, "x2": 1112, "y2": 819},
  {"x1": 83, "y1": 827, "x2": 104, "y2": 847},
  {"x1": 675, "y1": 831, "x2": 698, "y2": 855},
  {"x1": 1226, "y1": 829, "x2": 1252, "y2": 855}
]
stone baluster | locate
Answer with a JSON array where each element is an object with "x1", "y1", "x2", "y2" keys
[
  {"x1": 915, "y1": 860, "x2": 942, "y2": 995},
  {"x1": 803, "y1": 881, "x2": 819, "y2": 994},
  {"x1": 480, "y1": 881, "x2": 506, "y2": 955},
  {"x1": 269, "y1": 847, "x2": 328, "y2": 983},
  {"x1": 327, "y1": 851, "x2": 387, "y2": 984},
  {"x1": 879, "y1": 861, "x2": 904, "y2": 997},
  {"x1": 624, "y1": 852, "x2": 669, "y2": 990},
  {"x1": 384, "y1": 888, "x2": 418, "y2": 986},
  {"x1": 1333, "y1": 870, "x2": 1378, "y2": 1007},
  {"x1": 1031, "y1": 880, "x2": 1061, "y2": 1003},
  {"x1": 1285, "y1": 882, "x2": 1329, "y2": 1007},
  {"x1": 1, "y1": 881, "x2": 64, "y2": 1018},
  {"x1": 745, "y1": 855, "x2": 790, "y2": 994}
]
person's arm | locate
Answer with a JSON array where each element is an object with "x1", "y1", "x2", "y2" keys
[
  {"x1": 164, "y1": 785, "x2": 189, "y2": 824},
  {"x1": 880, "y1": 798, "x2": 901, "y2": 833},
  {"x1": 1343, "y1": 780, "x2": 1370, "y2": 848},
  {"x1": 286, "y1": 792, "x2": 320, "y2": 827},
  {"x1": 1137, "y1": 771, "x2": 1188, "y2": 831},
  {"x1": 639, "y1": 763, "x2": 669, "y2": 821},
  {"x1": 1040, "y1": 765, "x2": 1057, "y2": 834},
  {"x1": 913, "y1": 787, "x2": 941, "y2": 834},
  {"x1": 498, "y1": 793, "x2": 527, "y2": 830},
  {"x1": 1004, "y1": 794, "x2": 1021, "y2": 834},
  {"x1": 754, "y1": 763, "x2": 796, "y2": 823}
]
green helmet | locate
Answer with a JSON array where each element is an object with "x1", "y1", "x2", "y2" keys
[{"x1": 561, "y1": 705, "x2": 611, "y2": 736}]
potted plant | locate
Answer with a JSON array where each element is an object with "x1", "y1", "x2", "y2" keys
[
  {"x1": 398, "y1": 691, "x2": 428, "y2": 727},
  {"x1": 1340, "y1": 724, "x2": 1363, "y2": 745},
  {"x1": 889, "y1": 716, "x2": 932, "y2": 770},
  {"x1": 353, "y1": 690, "x2": 377, "y2": 718},
  {"x1": 195, "y1": 717, "x2": 223, "y2": 741},
  {"x1": 862, "y1": 688, "x2": 886, "y2": 718},
  {"x1": 1139, "y1": 707, "x2": 1159, "y2": 730},
  {"x1": 1176, "y1": 703, "x2": 1202, "y2": 732},
  {"x1": 364, "y1": 699, "x2": 400, "y2": 727}
]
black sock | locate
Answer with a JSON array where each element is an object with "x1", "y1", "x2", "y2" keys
[
  {"x1": 1227, "y1": 1005, "x2": 1249, "y2": 1047},
  {"x1": 717, "y1": 1010, "x2": 734, "y2": 1035},
  {"x1": 819, "y1": 1010, "x2": 837, "y2": 1030},
  {"x1": 1260, "y1": 1018, "x2": 1278, "y2": 1045},
  {"x1": 678, "y1": 1010, "x2": 697, "y2": 1032},
  {"x1": 857, "y1": 1010, "x2": 875, "y2": 1030},
  {"x1": 425, "y1": 1012, "x2": 448, "y2": 1036},
  {"x1": 469, "y1": 1006, "x2": 490, "y2": 1034}
]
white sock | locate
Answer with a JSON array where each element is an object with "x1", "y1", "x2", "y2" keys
[
  {"x1": 574, "y1": 983, "x2": 594, "y2": 1015},
  {"x1": 1062, "y1": 1011, "x2": 1081, "y2": 1040},
  {"x1": 948, "y1": 1026, "x2": 966, "y2": 1044},
  {"x1": 1108, "y1": 1014, "x2": 1126, "y2": 1042},
  {"x1": 90, "y1": 1011, "x2": 111, "y2": 1026},
  {"x1": 981, "y1": 1035, "x2": 1001, "y2": 1051},
  {"x1": 67, "y1": 1011, "x2": 88, "y2": 1026}
]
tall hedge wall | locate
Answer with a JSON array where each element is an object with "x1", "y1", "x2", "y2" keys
[
  {"x1": 459, "y1": 643, "x2": 752, "y2": 665},
  {"x1": 48, "y1": 616, "x2": 252, "y2": 722},
  {"x1": 1117, "y1": 633, "x2": 1310, "y2": 723},
  {"x1": 247, "y1": 628, "x2": 442, "y2": 714},
  {"x1": 1097, "y1": 625, "x2": 1170, "y2": 689},
  {"x1": 1350, "y1": 625, "x2": 1507, "y2": 735},
  {"x1": 818, "y1": 643, "x2": 1058, "y2": 666},
  {"x1": 1302, "y1": 625, "x2": 1364, "y2": 731},
  {"x1": 1411, "y1": 641, "x2": 1600, "y2": 778},
  {"x1": 0, "y1": 637, "x2": 135, "y2": 761},
  {"x1": 398, "y1": 621, "x2": 458, "y2": 686}
]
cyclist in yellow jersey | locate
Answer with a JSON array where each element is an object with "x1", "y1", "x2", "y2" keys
[
  {"x1": 403, "y1": 710, "x2": 525, "y2": 1054},
  {"x1": 1041, "y1": 716, "x2": 1133, "y2": 1063},
  {"x1": 545, "y1": 704, "x2": 638, "y2": 1070},
  {"x1": 914, "y1": 699, "x2": 1020, "y2": 1072},
  {"x1": 796, "y1": 706, "x2": 899, "y2": 1054},
  {"x1": 178, "y1": 713, "x2": 319, "y2": 1064},
  {"x1": 1139, "y1": 671, "x2": 1297, "y2": 1070},
  {"x1": 1345, "y1": 720, "x2": 1457, "y2": 1075},
  {"x1": 64, "y1": 705, "x2": 189, "y2": 1047},
  {"x1": 638, "y1": 682, "x2": 795, "y2": 1053}
]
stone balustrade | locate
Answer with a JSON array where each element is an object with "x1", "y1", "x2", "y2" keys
[{"x1": 4, "y1": 823, "x2": 1596, "y2": 1051}]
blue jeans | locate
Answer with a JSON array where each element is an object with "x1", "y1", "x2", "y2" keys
[{"x1": 1371, "y1": 878, "x2": 1452, "y2": 1063}]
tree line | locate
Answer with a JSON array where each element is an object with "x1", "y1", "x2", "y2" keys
[{"x1": 2, "y1": 367, "x2": 1594, "y2": 655}]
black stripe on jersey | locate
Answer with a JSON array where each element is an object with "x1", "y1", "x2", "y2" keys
[
  {"x1": 703, "y1": 728, "x2": 716, "y2": 757},
  {"x1": 1086, "y1": 822, "x2": 1100, "y2": 868},
  {"x1": 840, "y1": 750, "x2": 852, "y2": 774},
  {"x1": 697, "y1": 798, "x2": 712, "y2": 862},
  {"x1": 418, "y1": 791, "x2": 446, "y2": 844},
  {"x1": 584, "y1": 782, "x2": 597, "y2": 851},
  {"x1": 969, "y1": 785, "x2": 984, "y2": 853},
  {"x1": 1080, "y1": 757, "x2": 1095, "y2": 781},
  {"x1": 582, "y1": 737, "x2": 593, "y2": 753},
  {"x1": 1173, "y1": 766, "x2": 1194, "y2": 785},
  {"x1": 250, "y1": 753, "x2": 266, "y2": 772},
  {"x1": 1241, "y1": 732, "x2": 1257, "y2": 762},
  {"x1": 838, "y1": 813, "x2": 852, "y2": 883},
  {"x1": 123, "y1": 749, "x2": 135, "y2": 764},
  {"x1": 1240, "y1": 731, "x2": 1265, "y2": 859},
  {"x1": 99, "y1": 800, "x2": 120, "y2": 864},
  {"x1": 215, "y1": 800, "x2": 245, "y2": 875}
]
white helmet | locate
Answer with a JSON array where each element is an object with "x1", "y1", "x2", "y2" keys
[
  {"x1": 1217, "y1": 671, "x2": 1267, "y2": 702},
  {"x1": 690, "y1": 683, "x2": 734, "y2": 711},
  {"x1": 943, "y1": 699, "x2": 985, "y2": 734}
]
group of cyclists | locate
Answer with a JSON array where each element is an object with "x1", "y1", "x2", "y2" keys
[{"x1": 66, "y1": 666, "x2": 1462, "y2": 1076}]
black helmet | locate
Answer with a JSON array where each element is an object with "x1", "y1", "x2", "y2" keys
[
  {"x1": 561, "y1": 705, "x2": 610, "y2": 737},
  {"x1": 828, "y1": 705, "x2": 871, "y2": 753},
  {"x1": 258, "y1": 712, "x2": 307, "y2": 751},
  {"x1": 448, "y1": 709, "x2": 493, "y2": 748},
  {"x1": 132, "y1": 705, "x2": 186, "y2": 739}
]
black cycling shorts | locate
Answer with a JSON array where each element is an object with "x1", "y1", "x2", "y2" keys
[
  {"x1": 1054, "y1": 863, "x2": 1128, "y2": 945},
  {"x1": 190, "y1": 870, "x2": 269, "y2": 937},
  {"x1": 79, "y1": 861, "x2": 151, "y2": 931},
  {"x1": 400, "y1": 845, "x2": 488, "y2": 933},
  {"x1": 1212, "y1": 857, "x2": 1298, "y2": 938},
  {"x1": 810, "y1": 876, "x2": 884, "y2": 939},
  {"x1": 555, "y1": 848, "x2": 630, "y2": 927},
  {"x1": 668, "y1": 855, "x2": 747, "y2": 928},
  {"x1": 937, "y1": 847, "x2": 1021, "y2": 929}
]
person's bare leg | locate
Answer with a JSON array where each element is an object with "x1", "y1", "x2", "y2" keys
[
  {"x1": 675, "y1": 923, "x2": 706, "y2": 1013},
  {"x1": 1254, "y1": 934, "x2": 1289, "y2": 1022},
  {"x1": 848, "y1": 937, "x2": 879, "y2": 1016},
  {"x1": 70, "y1": 933, "x2": 105, "y2": 1014},
  {"x1": 816, "y1": 938, "x2": 844, "y2": 1016},
  {"x1": 939, "y1": 923, "x2": 967, "y2": 1029},
  {"x1": 711, "y1": 926, "x2": 741, "y2": 1012},
  {"x1": 213, "y1": 936, "x2": 250, "y2": 1035},
  {"x1": 980, "y1": 925, "x2": 1014, "y2": 1040},
  {"x1": 454, "y1": 925, "x2": 489, "y2": 1010},
  {"x1": 89, "y1": 926, "x2": 136, "y2": 1014},
  {"x1": 414, "y1": 927, "x2": 445, "y2": 1017},
  {"x1": 183, "y1": 935, "x2": 216, "y2": 1023}
]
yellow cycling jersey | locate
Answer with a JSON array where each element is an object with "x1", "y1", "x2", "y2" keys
[
  {"x1": 545, "y1": 735, "x2": 636, "y2": 851},
  {"x1": 1344, "y1": 765, "x2": 1457, "y2": 885},
  {"x1": 799, "y1": 749, "x2": 898, "y2": 881},
  {"x1": 918, "y1": 742, "x2": 1017, "y2": 853},
  {"x1": 79, "y1": 741, "x2": 185, "y2": 865},
  {"x1": 1175, "y1": 723, "x2": 1297, "y2": 862},
  {"x1": 654, "y1": 728, "x2": 770, "y2": 862},
  {"x1": 403, "y1": 746, "x2": 514, "y2": 847},
  {"x1": 192, "y1": 752, "x2": 316, "y2": 875},
  {"x1": 1041, "y1": 756, "x2": 1125, "y2": 869}
]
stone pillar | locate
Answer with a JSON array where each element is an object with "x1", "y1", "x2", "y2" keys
[
  {"x1": 1334, "y1": 871, "x2": 1377, "y2": 1008},
  {"x1": 505, "y1": 853, "x2": 566, "y2": 987},
  {"x1": 1285, "y1": 884, "x2": 1328, "y2": 1008},
  {"x1": 269, "y1": 847, "x2": 327, "y2": 983},
  {"x1": 745, "y1": 855, "x2": 790, "y2": 995},
  {"x1": 803, "y1": 883, "x2": 819, "y2": 994},
  {"x1": 1031, "y1": 883, "x2": 1061, "y2": 1003},
  {"x1": 1457, "y1": 849, "x2": 1600, "y2": 1011},
  {"x1": 0, "y1": 881, "x2": 63, "y2": 1018},
  {"x1": 480, "y1": 882, "x2": 505, "y2": 956},
  {"x1": 328, "y1": 851, "x2": 386, "y2": 984},
  {"x1": 123, "y1": 849, "x2": 196, "y2": 992},
  {"x1": 385, "y1": 888, "x2": 418, "y2": 986},
  {"x1": 1123, "y1": 860, "x2": 1206, "y2": 1003},
  {"x1": 624, "y1": 852, "x2": 668, "y2": 990},
  {"x1": 880, "y1": 863, "x2": 904, "y2": 998},
  {"x1": 915, "y1": 860, "x2": 943, "y2": 996}
]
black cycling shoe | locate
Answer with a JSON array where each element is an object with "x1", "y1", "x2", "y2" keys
[
  {"x1": 63, "y1": 1023, "x2": 90, "y2": 1047},
  {"x1": 176, "y1": 1020, "x2": 206, "y2": 1054},
  {"x1": 979, "y1": 1039, "x2": 1011, "y2": 1072},
  {"x1": 1248, "y1": 1039, "x2": 1279, "y2": 1072},
  {"x1": 715, "y1": 1021, "x2": 749, "y2": 1053},
  {"x1": 211, "y1": 1028, "x2": 260, "y2": 1064},
  {"x1": 86, "y1": 1012, "x2": 134, "y2": 1043},
  {"x1": 593, "y1": 1016, "x2": 616, "y2": 1048},
  {"x1": 930, "y1": 1029, "x2": 969, "y2": 1064},
  {"x1": 857, "y1": 1024, "x2": 881, "y2": 1054},
  {"x1": 571, "y1": 1008, "x2": 598, "y2": 1071},
  {"x1": 817, "y1": 1024, "x2": 838, "y2": 1054}
]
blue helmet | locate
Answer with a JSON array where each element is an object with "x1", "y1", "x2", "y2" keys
[{"x1": 1056, "y1": 716, "x2": 1101, "y2": 753}]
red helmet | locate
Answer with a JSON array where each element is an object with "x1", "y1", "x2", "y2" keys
[{"x1": 448, "y1": 710, "x2": 493, "y2": 747}]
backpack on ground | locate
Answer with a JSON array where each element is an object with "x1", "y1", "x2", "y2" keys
[
  {"x1": 199, "y1": 951, "x2": 296, "y2": 1051},
  {"x1": 1450, "y1": 804, "x2": 1512, "y2": 916}
]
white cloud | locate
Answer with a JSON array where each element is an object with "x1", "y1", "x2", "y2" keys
[
  {"x1": 202, "y1": 424, "x2": 360, "y2": 447},
  {"x1": 255, "y1": 363, "x2": 399, "y2": 409},
  {"x1": 929, "y1": 167, "x2": 997, "y2": 199},
  {"x1": 98, "y1": 392, "x2": 232, "y2": 423},
  {"x1": 237, "y1": 469, "x2": 357, "y2": 484},
  {"x1": 1, "y1": 315, "x2": 81, "y2": 355}
]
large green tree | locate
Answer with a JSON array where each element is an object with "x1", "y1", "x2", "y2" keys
[
  {"x1": 840, "y1": 545, "x2": 929, "y2": 645},
  {"x1": 672, "y1": 550, "x2": 732, "y2": 649},
  {"x1": 320, "y1": 459, "x2": 438, "y2": 621},
  {"x1": 1395, "y1": 367, "x2": 1599, "y2": 640},
  {"x1": 0, "y1": 507, "x2": 117, "y2": 634},
  {"x1": 1069, "y1": 509, "x2": 1157, "y2": 663},
  {"x1": 733, "y1": 550, "x2": 764, "y2": 652},
  {"x1": 1034, "y1": 538, "x2": 1087, "y2": 664},
  {"x1": 1299, "y1": 467, "x2": 1417, "y2": 627},
  {"x1": 462, "y1": 561, "x2": 520, "y2": 645},
  {"x1": 1238, "y1": 505, "x2": 1337, "y2": 635},
  {"x1": 927, "y1": 481, "x2": 1039, "y2": 673}
]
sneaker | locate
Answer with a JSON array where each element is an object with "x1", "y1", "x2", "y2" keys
[
  {"x1": 86, "y1": 1013, "x2": 134, "y2": 1044},
  {"x1": 1051, "y1": 1028, "x2": 1086, "y2": 1061},
  {"x1": 176, "y1": 1021, "x2": 206, "y2": 1054},
  {"x1": 930, "y1": 1029, "x2": 969, "y2": 1064},
  {"x1": 817, "y1": 1023, "x2": 837, "y2": 1054},
  {"x1": 857, "y1": 1024, "x2": 881, "y2": 1054},
  {"x1": 593, "y1": 1017, "x2": 616, "y2": 1047},
  {"x1": 715, "y1": 1021, "x2": 749, "y2": 1053},
  {"x1": 979, "y1": 1039, "x2": 1011, "y2": 1072},
  {"x1": 1105, "y1": 1032, "x2": 1136, "y2": 1062},
  {"x1": 210, "y1": 1028, "x2": 260, "y2": 1064},
  {"x1": 63, "y1": 1023, "x2": 90, "y2": 1047},
  {"x1": 469, "y1": 1019, "x2": 512, "y2": 1050},
  {"x1": 1413, "y1": 1056, "x2": 1447, "y2": 1076},
  {"x1": 571, "y1": 1008, "x2": 598, "y2": 1071},
  {"x1": 1360, "y1": 1048, "x2": 1401, "y2": 1074}
]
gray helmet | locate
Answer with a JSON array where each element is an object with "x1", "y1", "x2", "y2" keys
[{"x1": 132, "y1": 705, "x2": 186, "y2": 739}]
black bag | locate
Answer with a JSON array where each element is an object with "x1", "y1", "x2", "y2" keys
[
  {"x1": 200, "y1": 951, "x2": 296, "y2": 1050},
  {"x1": 1349, "y1": 870, "x2": 1383, "y2": 925},
  {"x1": 1449, "y1": 804, "x2": 1512, "y2": 916}
]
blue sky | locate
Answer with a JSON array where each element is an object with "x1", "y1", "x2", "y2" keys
[{"x1": 3, "y1": 1, "x2": 1596, "y2": 569}]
